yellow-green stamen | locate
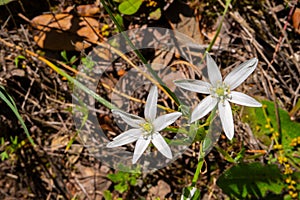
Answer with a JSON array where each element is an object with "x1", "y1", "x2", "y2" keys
[
  {"x1": 141, "y1": 121, "x2": 154, "y2": 139},
  {"x1": 211, "y1": 82, "x2": 231, "y2": 102}
]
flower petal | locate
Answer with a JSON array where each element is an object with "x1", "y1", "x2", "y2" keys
[
  {"x1": 107, "y1": 128, "x2": 142, "y2": 147},
  {"x1": 153, "y1": 112, "x2": 182, "y2": 131},
  {"x1": 152, "y1": 133, "x2": 172, "y2": 159},
  {"x1": 190, "y1": 95, "x2": 218, "y2": 123},
  {"x1": 218, "y1": 101, "x2": 234, "y2": 140},
  {"x1": 112, "y1": 110, "x2": 145, "y2": 128},
  {"x1": 224, "y1": 58, "x2": 258, "y2": 90},
  {"x1": 228, "y1": 91, "x2": 262, "y2": 107},
  {"x1": 207, "y1": 54, "x2": 222, "y2": 86},
  {"x1": 173, "y1": 79, "x2": 211, "y2": 94},
  {"x1": 145, "y1": 86, "x2": 157, "y2": 121},
  {"x1": 132, "y1": 137, "x2": 151, "y2": 164}
]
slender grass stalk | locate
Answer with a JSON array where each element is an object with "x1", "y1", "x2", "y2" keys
[
  {"x1": 39, "y1": 55, "x2": 116, "y2": 110},
  {"x1": 0, "y1": 37, "x2": 116, "y2": 110},
  {"x1": 0, "y1": 86, "x2": 35, "y2": 146},
  {"x1": 100, "y1": 0, "x2": 180, "y2": 106}
]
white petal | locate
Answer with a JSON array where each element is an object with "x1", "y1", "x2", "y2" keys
[
  {"x1": 190, "y1": 95, "x2": 218, "y2": 123},
  {"x1": 218, "y1": 101, "x2": 234, "y2": 140},
  {"x1": 145, "y1": 86, "x2": 157, "y2": 121},
  {"x1": 173, "y1": 79, "x2": 211, "y2": 94},
  {"x1": 152, "y1": 133, "x2": 172, "y2": 159},
  {"x1": 228, "y1": 91, "x2": 262, "y2": 107},
  {"x1": 153, "y1": 112, "x2": 182, "y2": 131},
  {"x1": 132, "y1": 137, "x2": 151, "y2": 164},
  {"x1": 224, "y1": 58, "x2": 258, "y2": 90},
  {"x1": 112, "y1": 110, "x2": 145, "y2": 128},
  {"x1": 207, "y1": 54, "x2": 222, "y2": 86},
  {"x1": 107, "y1": 129, "x2": 142, "y2": 147}
]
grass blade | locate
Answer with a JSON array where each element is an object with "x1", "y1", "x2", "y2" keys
[{"x1": 0, "y1": 85, "x2": 35, "y2": 146}]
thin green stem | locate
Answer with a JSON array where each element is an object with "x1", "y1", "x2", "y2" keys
[
  {"x1": 100, "y1": 0, "x2": 180, "y2": 105},
  {"x1": 206, "y1": 0, "x2": 231, "y2": 53},
  {"x1": 202, "y1": 0, "x2": 232, "y2": 62},
  {"x1": 59, "y1": 68, "x2": 116, "y2": 110},
  {"x1": 192, "y1": 142, "x2": 205, "y2": 187},
  {"x1": 190, "y1": 0, "x2": 232, "y2": 182}
]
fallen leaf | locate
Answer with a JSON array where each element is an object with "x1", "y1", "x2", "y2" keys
[
  {"x1": 67, "y1": 144, "x2": 83, "y2": 164},
  {"x1": 31, "y1": 14, "x2": 101, "y2": 51},
  {"x1": 292, "y1": 8, "x2": 300, "y2": 34},
  {"x1": 51, "y1": 135, "x2": 69, "y2": 151},
  {"x1": 147, "y1": 180, "x2": 171, "y2": 199},
  {"x1": 76, "y1": 4, "x2": 100, "y2": 16}
]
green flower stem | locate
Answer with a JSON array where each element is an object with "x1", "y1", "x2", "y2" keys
[
  {"x1": 192, "y1": 142, "x2": 205, "y2": 187},
  {"x1": 206, "y1": 0, "x2": 231, "y2": 53},
  {"x1": 202, "y1": 0, "x2": 232, "y2": 62}
]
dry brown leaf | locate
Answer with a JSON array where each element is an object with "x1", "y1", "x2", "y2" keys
[
  {"x1": 67, "y1": 144, "x2": 84, "y2": 164},
  {"x1": 51, "y1": 135, "x2": 70, "y2": 151},
  {"x1": 64, "y1": 4, "x2": 100, "y2": 17},
  {"x1": 292, "y1": 8, "x2": 300, "y2": 34},
  {"x1": 147, "y1": 180, "x2": 171, "y2": 200},
  {"x1": 76, "y1": 4, "x2": 100, "y2": 16},
  {"x1": 171, "y1": 14, "x2": 204, "y2": 44},
  {"x1": 31, "y1": 14, "x2": 101, "y2": 51}
]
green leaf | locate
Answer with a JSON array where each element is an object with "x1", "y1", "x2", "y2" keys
[
  {"x1": 115, "y1": 182, "x2": 128, "y2": 193},
  {"x1": 0, "y1": 86, "x2": 35, "y2": 146},
  {"x1": 114, "y1": 14, "x2": 124, "y2": 29},
  {"x1": 61, "y1": 50, "x2": 68, "y2": 62},
  {"x1": 1, "y1": 151, "x2": 9, "y2": 161},
  {"x1": 181, "y1": 187, "x2": 201, "y2": 200},
  {"x1": 81, "y1": 57, "x2": 95, "y2": 70},
  {"x1": 149, "y1": 8, "x2": 161, "y2": 20},
  {"x1": 70, "y1": 55, "x2": 77, "y2": 64},
  {"x1": 107, "y1": 173, "x2": 123, "y2": 183},
  {"x1": 129, "y1": 177, "x2": 137, "y2": 186},
  {"x1": 118, "y1": 0, "x2": 143, "y2": 15},
  {"x1": 242, "y1": 99, "x2": 300, "y2": 161},
  {"x1": 214, "y1": 145, "x2": 236, "y2": 163},
  {"x1": 0, "y1": 0, "x2": 14, "y2": 6},
  {"x1": 14, "y1": 55, "x2": 25, "y2": 67},
  {"x1": 217, "y1": 162, "x2": 284, "y2": 199},
  {"x1": 103, "y1": 190, "x2": 112, "y2": 200}
]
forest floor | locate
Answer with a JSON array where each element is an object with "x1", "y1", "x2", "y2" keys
[{"x1": 0, "y1": 0, "x2": 299, "y2": 199}]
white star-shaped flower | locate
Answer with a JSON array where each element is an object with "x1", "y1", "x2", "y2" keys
[
  {"x1": 107, "y1": 86, "x2": 182, "y2": 164},
  {"x1": 174, "y1": 54, "x2": 262, "y2": 140}
]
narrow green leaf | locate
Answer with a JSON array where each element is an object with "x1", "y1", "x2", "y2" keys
[
  {"x1": 61, "y1": 50, "x2": 68, "y2": 62},
  {"x1": 114, "y1": 14, "x2": 124, "y2": 28},
  {"x1": 0, "y1": 86, "x2": 35, "y2": 146}
]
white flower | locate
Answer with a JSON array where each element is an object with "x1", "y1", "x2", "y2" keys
[
  {"x1": 107, "y1": 86, "x2": 182, "y2": 164},
  {"x1": 174, "y1": 54, "x2": 262, "y2": 140}
]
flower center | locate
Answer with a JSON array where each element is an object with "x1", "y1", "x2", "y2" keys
[
  {"x1": 141, "y1": 121, "x2": 154, "y2": 139},
  {"x1": 211, "y1": 82, "x2": 231, "y2": 102}
]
